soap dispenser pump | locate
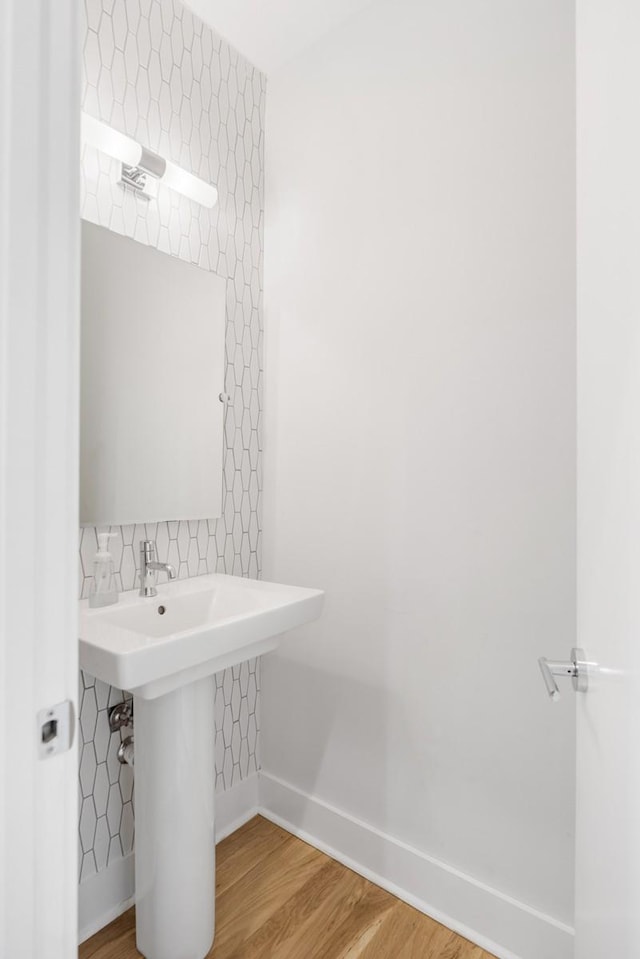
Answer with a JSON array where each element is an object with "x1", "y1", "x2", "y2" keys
[{"x1": 89, "y1": 532, "x2": 119, "y2": 608}]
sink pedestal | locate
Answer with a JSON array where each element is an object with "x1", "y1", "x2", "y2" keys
[{"x1": 135, "y1": 675, "x2": 216, "y2": 959}]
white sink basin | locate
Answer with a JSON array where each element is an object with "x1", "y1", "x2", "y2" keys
[
  {"x1": 78, "y1": 571, "x2": 324, "y2": 959},
  {"x1": 79, "y1": 572, "x2": 324, "y2": 699}
]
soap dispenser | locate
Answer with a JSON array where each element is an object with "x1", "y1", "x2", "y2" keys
[{"x1": 89, "y1": 532, "x2": 119, "y2": 608}]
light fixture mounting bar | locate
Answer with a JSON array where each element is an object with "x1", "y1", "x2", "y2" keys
[
  {"x1": 120, "y1": 164, "x2": 153, "y2": 200},
  {"x1": 119, "y1": 146, "x2": 166, "y2": 201}
]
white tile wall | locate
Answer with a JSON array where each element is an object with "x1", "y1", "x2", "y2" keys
[{"x1": 78, "y1": 0, "x2": 264, "y2": 883}]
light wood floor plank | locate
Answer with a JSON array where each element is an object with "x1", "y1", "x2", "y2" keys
[
  {"x1": 80, "y1": 815, "x2": 496, "y2": 959},
  {"x1": 209, "y1": 827, "x2": 326, "y2": 958},
  {"x1": 79, "y1": 909, "x2": 136, "y2": 959},
  {"x1": 222, "y1": 858, "x2": 354, "y2": 959},
  {"x1": 355, "y1": 901, "x2": 426, "y2": 959},
  {"x1": 215, "y1": 816, "x2": 291, "y2": 897},
  {"x1": 319, "y1": 879, "x2": 396, "y2": 959},
  {"x1": 424, "y1": 923, "x2": 488, "y2": 959}
]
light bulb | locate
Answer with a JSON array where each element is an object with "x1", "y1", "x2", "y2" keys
[
  {"x1": 81, "y1": 113, "x2": 141, "y2": 167},
  {"x1": 163, "y1": 160, "x2": 218, "y2": 209}
]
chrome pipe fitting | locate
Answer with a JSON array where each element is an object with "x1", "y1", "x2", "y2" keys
[{"x1": 117, "y1": 735, "x2": 134, "y2": 766}]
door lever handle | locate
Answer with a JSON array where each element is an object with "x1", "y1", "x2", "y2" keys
[{"x1": 538, "y1": 648, "x2": 588, "y2": 701}]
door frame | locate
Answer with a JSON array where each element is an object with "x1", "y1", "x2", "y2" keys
[{"x1": 0, "y1": 1, "x2": 80, "y2": 956}]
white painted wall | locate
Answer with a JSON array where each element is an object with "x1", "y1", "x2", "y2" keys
[
  {"x1": 184, "y1": 0, "x2": 377, "y2": 74},
  {"x1": 263, "y1": 0, "x2": 576, "y2": 955},
  {"x1": 575, "y1": 0, "x2": 640, "y2": 956}
]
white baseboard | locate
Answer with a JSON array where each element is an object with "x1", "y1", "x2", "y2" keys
[
  {"x1": 258, "y1": 771, "x2": 574, "y2": 959},
  {"x1": 78, "y1": 853, "x2": 135, "y2": 944},
  {"x1": 215, "y1": 770, "x2": 260, "y2": 842},
  {"x1": 78, "y1": 772, "x2": 259, "y2": 944}
]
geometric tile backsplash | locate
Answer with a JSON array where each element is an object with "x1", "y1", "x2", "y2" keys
[{"x1": 78, "y1": 0, "x2": 265, "y2": 883}]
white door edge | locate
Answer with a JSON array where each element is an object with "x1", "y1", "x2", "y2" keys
[
  {"x1": 575, "y1": 0, "x2": 640, "y2": 955},
  {"x1": 0, "y1": 2, "x2": 80, "y2": 957}
]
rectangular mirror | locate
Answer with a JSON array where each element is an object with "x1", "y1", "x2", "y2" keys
[{"x1": 80, "y1": 220, "x2": 225, "y2": 526}]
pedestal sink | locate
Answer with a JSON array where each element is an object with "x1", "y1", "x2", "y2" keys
[{"x1": 79, "y1": 573, "x2": 324, "y2": 959}]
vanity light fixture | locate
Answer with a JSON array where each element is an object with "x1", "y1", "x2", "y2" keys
[{"x1": 81, "y1": 112, "x2": 218, "y2": 209}]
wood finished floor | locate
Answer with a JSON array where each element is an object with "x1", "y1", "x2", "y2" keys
[{"x1": 80, "y1": 816, "x2": 496, "y2": 959}]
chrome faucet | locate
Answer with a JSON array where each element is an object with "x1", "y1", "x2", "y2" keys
[{"x1": 139, "y1": 540, "x2": 177, "y2": 597}]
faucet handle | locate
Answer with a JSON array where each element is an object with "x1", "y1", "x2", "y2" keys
[{"x1": 140, "y1": 539, "x2": 156, "y2": 561}]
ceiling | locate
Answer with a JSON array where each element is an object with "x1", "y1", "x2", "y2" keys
[{"x1": 183, "y1": 0, "x2": 375, "y2": 75}]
